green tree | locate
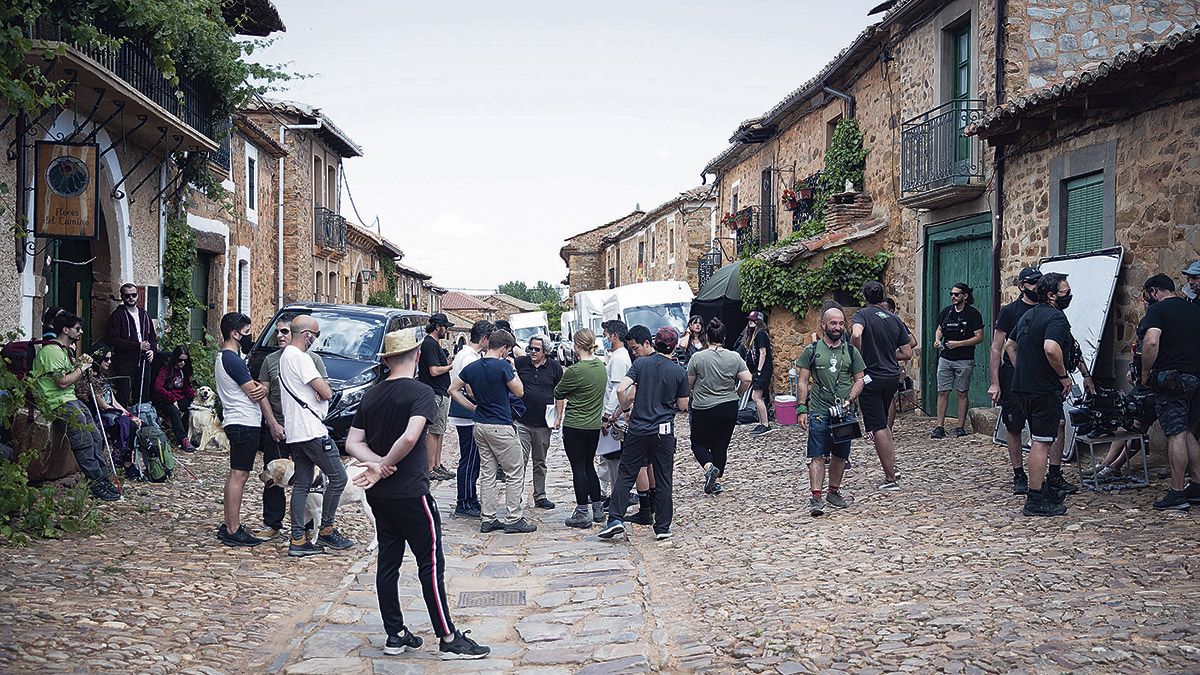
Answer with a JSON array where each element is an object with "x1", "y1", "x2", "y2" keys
[
  {"x1": 497, "y1": 280, "x2": 563, "y2": 304},
  {"x1": 538, "y1": 299, "x2": 565, "y2": 332},
  {"x1": 497, "y1": 280, "x2": 531, "y2": 301}
]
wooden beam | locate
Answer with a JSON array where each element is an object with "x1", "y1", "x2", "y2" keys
[
  {"x1": 1086, "y1": 93, "x2": 1124, "y2": 109},
  {"x1": 985, "y1": 131, "x2": 1022, "y2": 146},
  {"x1": 1053, "y1": 105, "x2": 1087, "y2": 120},
  {"x1": 1141, "y1": 72, "x2": 1177, "y2": 86},
  {"x1": 1017, "y1": 117, "x2": 1054, "y2": 130}
]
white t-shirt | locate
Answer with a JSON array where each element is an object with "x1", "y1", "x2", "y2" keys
[
  {"x1": 448, "y1": 343, "x2": 481, "y2": 427},
  {"x1": 604, "y1": 347, "x2": 631, "y2": 415},
  {"x1": 126, "y1": 304, "x2": 142, "y2": 343},
  {"x1": 279, "y1": 345, "x2": 329, "y2": 443},
  {"x1": 215, "y1": 349, "x2": 261, "y2": 428}
]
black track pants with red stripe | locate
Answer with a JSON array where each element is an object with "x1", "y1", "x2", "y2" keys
[{"x1": 366, "y1": 493, "x2": 456, "y2": 638}]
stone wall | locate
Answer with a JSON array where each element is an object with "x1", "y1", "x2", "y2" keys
[
  {"x1": 1007, "y1": 0, "x2": 1199, "y2": 94},
  {"x1": 562, "y1": 213, "x2": 641, "y2": 297}
]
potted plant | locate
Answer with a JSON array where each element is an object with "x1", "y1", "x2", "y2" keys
[
  {"x1": 721, "y1": 211, "x2": 750, "y2": 230},
  {"x1": 793, "y1": 179, "x2": 816, "y2": 201},
  {"x1": 781, "y1": 188, "x2": 799, "y2": 211}
]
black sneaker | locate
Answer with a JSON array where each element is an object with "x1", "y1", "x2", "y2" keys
[
  {"x1": 711, "y1": 482, "x2": 723, "y2": 494},
  {"x1": 502, "y1": 518, "x2": 537, "y2": 534},
  {"x1": 385, "y1": 628, "x2": 423, "y2": 655},
  {"x1": 930, "y1": 426, "x2": 946, "y2": 439},
  {"x1": 826, "y1": 490, "x2": 851, "y2": 509},
  {"x1": 454, "y1": 505, "x2": 482, "y2": 519},
  {"x1": 1048, "y1": 472, "x2": 1079, "y2": 496},
  {"x1": 124, "y1": 465, "x2": 148, "y2": 482},
  {"x1": 534, "y1": 497, "x2": 556, "y2": 509},
  {"x1": 1022, "y1": 488, "x2": 1067, "y2": 517},
  {"x1": 809, "y1": 497, "x2": 825, "y2": 517},
  {"x1": 703, "y1": 465, "x2": 719, "y2": 494},
  {"x1": 480, "y1": 519, "x2": 504, "y2": 533},
  {"x1": 749, "y1": 424, "x2": 772, "y2": 437},
  {"x1": 625, "y1": 509, "x2": 653, "y2": 526},
  {"x1": 1013, "y1": 472, "x2": 1029, "y2": 495},
  {"x1": 954, "y1": 426, "x2": 968, "y2": 437},
  {"x1": 439, "y1": 629, "x2": 490, "y2": 660},
  {"x1": 1184, "y1": 482, "x2": 1200, "y2": 505},
  {"x1": 219, "y1": 524, "x2": 265, "y2": 547},
  {"x1": 654, "y1": 529, "x2": 672, "y2": 540},
  {"x1": 1153, "y1": 489, "x2": 1191, "y2": 511},
  {"x1": 597, "y1": 519, "x2": 626, "y2": 540},
  {"x1": 288, "y1": 540, "x2": 327, "y2": 557},
  {"x1": 317, "y1": 528, "x2": 354, "y2": 550}
]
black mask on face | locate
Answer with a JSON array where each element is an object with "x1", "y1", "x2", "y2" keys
[
  {"x1": 1143, "y1": 291, "x2": 1158, "y2": 306},
  {"x1": 1055, "y1": 294, "x2": 1073, "y2": 310},
  {"x1": 1022, "y1": 288, "x2": 1037, "y2": 301},
  {"x1": 238, "y1": 333, "x2": 254, "y2": 354}
]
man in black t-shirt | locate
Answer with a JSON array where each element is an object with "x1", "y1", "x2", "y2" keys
[
  {"x1": 1139, "y1": 274, "x2": 1200, "y2": 510},
  {"x1": 419, "y1": 314, "x2": 455, "y2": 480},
  {"x1": 988, "y1": 266, "x2": 1042, "y2": 495},
  {"x1": 851, "y1": 281, "x2": 912, "y2": 492},
  {"x1": 931, "y1": 282, "x2": 985, "y2": 439},
  {"x1": 1006, "y1": 272, "x2": 1078, "y2": 517},
  {"x1": 514, "y1": 334, "x2": 563, "y2": 510},
  {"x1": 347, "y1": 327, "x2": 490, "y2": 661}
]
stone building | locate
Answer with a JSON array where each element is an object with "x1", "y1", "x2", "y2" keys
[
  {"x1": 559, "y1": 210, "x2": 644, "y2": 298},
  {"x1": 479, "y1": 293, "x2": 539, "y2": 321},
  {"x1": 1, "y1": 8, "x2": 283, "y2": 346},
  {"x1": 600, "y1": 187, "x2": 716, "y2": 293},
  {"x1": 422, "y1": 281, "x2": 446, "y2": 314},
  {"x1": 441, "y1": 291, "x2": 497, "y2": 324},
  {"x1": 971, "y1": 27, "x2": 1200, "y2": 383},
  {"x1": 699, "y1": 0, "x2": 1198, "y2": 406},
  {"x1": 390, "y1": 258, "x2": 432, "y2": 311}
]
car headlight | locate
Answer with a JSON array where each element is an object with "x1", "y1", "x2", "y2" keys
[{"x1": 330, "y1": 382, "x2": 372, "y2": 415}]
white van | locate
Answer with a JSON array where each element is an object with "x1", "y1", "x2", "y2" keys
[
  {"x1": 509, "y1": 310, "x2": 549, "y2": 351},
  {"x1": 602, "y1": 280, "x2": 692, "y2": 335}
]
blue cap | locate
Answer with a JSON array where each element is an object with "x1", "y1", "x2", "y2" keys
[{"x1": 1183, "y1": 260, "x2": 1200, "y2": 276}]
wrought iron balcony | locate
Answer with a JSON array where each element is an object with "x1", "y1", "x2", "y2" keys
[
  {"x1": 28, "y1": 20, "x2": 219, "y2": 145},
  {"x1": 314, "y1": 206, "x2": 347, "y2": 252},
  {"x1": 209, "y1": 117, "x2": 233, "y2": 174},
  {"x1": 734, "y1": 205, "x2": 777, "y2": 257},
  {"x1": 899, "y1": 99, "x2": 986, "y2": 210}
]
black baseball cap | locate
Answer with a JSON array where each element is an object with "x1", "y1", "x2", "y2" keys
[
  {"x1": 428, "y1": 313, "x2": 455, "y2": 327},
  {"x1": 1018, "y1": 267, "x2": 1042, "y2": 284}
]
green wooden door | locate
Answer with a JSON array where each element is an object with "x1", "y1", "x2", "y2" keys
[
  {"x1": 922, "y1": 215, "x2": 993, "y2": 415},
  {"x1": 48, "y1": 239, "x2": 94, "y2": 349}
]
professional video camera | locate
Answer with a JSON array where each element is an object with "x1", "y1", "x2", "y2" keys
[{"x1": 1067, "y1": 387, "x2": 1154, "y2": 437}]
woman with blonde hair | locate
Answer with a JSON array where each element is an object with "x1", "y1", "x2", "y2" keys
[{"x1": 552, "y1": 329, "x2": 609, "y2": 528}]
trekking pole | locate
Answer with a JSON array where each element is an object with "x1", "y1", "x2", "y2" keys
[
  {"x1": 137, "y1": 356, "x2": 146, "y2": 407},
  {"x1": 174, "y1": 455, "x2": 201, "y2": 483},
  {"x1": 87, "y1": 382, "x2": 124, "y2": 500}
]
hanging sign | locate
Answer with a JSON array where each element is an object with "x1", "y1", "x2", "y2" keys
[{"x1": 34, "y1": 141, "x2": 100, "y2": 240}]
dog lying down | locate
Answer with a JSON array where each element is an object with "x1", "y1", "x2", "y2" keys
[
  {"x1": 259, "y1": 458, "x2": 378, "y2": 549},
  {"x1": 188, "y1": 386, "x2": 229, "y2": 453}
]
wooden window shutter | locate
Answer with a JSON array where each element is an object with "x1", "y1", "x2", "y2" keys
[{"x1": 1064, "y1": 172, "x2": 1104, "y2": 254}]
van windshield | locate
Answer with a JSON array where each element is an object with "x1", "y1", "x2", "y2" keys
[
  {"x1": 623, "y1": 304, "x2": 688, "y2": 334},
  {"x1": 258, "y1": 312, "x2": 387, "y2": 361},
  {"x1": 514, "y1": 326, "x2": 544, "y2": 343}
]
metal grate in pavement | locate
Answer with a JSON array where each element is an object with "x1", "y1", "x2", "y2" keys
[{"x1": 458, "y1": 590, "x2": 526, "y2": 608}]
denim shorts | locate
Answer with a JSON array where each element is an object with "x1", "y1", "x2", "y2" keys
[
  {"x1": 806, "y1": 411, "x2": 853, "y2": 460},
  {"x1": 1154, "y1": 373, "x2": 1200, "y2": 436}
]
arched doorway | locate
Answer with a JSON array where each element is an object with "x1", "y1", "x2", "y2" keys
[{"x1": 354, "y1": 271, "x2": 365, "y2": 304}]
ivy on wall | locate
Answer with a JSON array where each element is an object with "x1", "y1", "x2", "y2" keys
[
  {"x1": 740, "y1": 248, "x2": 891, "y2": 317},
  {"x1": 161, "y1": 214, "x2": 200, "y2": 346},
  {"x1": 378, "y1": 257, "x2": 400, "y2": 297}
]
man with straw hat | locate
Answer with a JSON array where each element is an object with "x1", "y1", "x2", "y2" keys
[{"x1": 348, "y1": 327, "x2": 491, "y2": 660}]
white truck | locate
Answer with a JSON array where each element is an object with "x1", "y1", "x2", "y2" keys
[
  {"x1": 602, "y1": 280, "x2": 692, "y2": 336},
  {"x1": 508, "y1": 310, "x2": 549, "y2": 351}
]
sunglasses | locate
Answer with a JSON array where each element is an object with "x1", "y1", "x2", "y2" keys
[
  {"x1": 950, "y1": 291, "x2": 965, "y2": 296},
  {"x1": 527, "y1": 346, "x2": 543, "y2": 353},
  {"x1": 302, "y1": 329, "x2": 321, "y2": 338},
  {"x1": 278, "y1": 327, "x2": 291, "y2": 335},
  {"x1": 122, "y1": 293, "x2": 138, "y2": 299},
  {"x1": 177, "y1": 358, "x2": 189, "y2": 363}
]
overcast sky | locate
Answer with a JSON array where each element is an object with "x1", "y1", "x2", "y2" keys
[{"x1": 256, "y1": 1, "x2": 884, "y2": 293}]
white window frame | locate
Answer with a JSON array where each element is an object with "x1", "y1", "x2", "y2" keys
[
  {"x1": 244, "y1": 142, "x2": 259, "y2": 223},
  {"x1": 236, "y1": 247, "x2": 252, "y2": 315}
]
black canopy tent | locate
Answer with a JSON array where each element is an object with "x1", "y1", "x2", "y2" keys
[{"x1": 691, "y1": 260, "x2": 747, "y2": 349}]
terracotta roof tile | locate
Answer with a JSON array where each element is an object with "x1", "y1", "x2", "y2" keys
[{"x1": 441, "y1": 291, "x2": 497, "y2": 311}]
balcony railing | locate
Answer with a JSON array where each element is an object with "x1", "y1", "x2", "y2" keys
[
  {"x1": 314, "y1": 207, "x2": 347, "y2": 252},
  {"x1": 210, "y1": 117, "x2": 232, "y2": 172},
  {"x1": 899, "y1": 99, "x2": 986, "y2": 208},
  {"x1": 735, "y1": 206, "x2": 777, "y2": 256},
  {"x1": 29, "y1": 20, "x2": 218, "y2": 141}
]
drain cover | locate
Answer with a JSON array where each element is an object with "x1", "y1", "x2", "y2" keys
[{"x1": 458, "y1": 590, "x2": 526, "y2": 608}]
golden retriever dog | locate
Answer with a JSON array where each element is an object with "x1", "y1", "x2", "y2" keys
[
  {"x1": 188, "y1": 386, "x2": 229, "y2": 453},
  {"x1": 259, "y1": 458, "x2": 378, "y2": 549}
]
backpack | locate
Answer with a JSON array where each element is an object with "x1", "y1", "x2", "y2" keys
[
  {"x1": 1, "y1": 339, "x2": 57, "y2": 419},
  {"x1": 137, "y1": 424, "x2": 175, "y2": 482}
]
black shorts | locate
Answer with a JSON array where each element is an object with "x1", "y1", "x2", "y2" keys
[
  {"x1": 860, "y1": 378, "x2": 899, "y2": 433},
  {"x1": 1154, "y1": 373, "x2": 1200, "y2": 436},
  {"x1": 998, "y1": 364, "x2": 1027, "y2": 433},
  {"x1": 1017, "y1": 393, "x2": 1063, "y2": 443},
  {"x1": 225, "y1": 424, "x2": 260, "y2": 472}
]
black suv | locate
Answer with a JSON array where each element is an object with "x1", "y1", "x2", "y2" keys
[{"x1": 248, "y1": 303, "x2": 428, "y2": 448}]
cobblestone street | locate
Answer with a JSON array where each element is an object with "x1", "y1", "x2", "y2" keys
[{"x1": 2, "y1": 414, "x2": 1199, "y2": 673}]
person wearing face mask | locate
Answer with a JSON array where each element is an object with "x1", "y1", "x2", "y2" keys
[
  {"x1": 214, "y1": 312, "x2": 269, "y2": 546},
  {"x1": 988, "y1": 266, "x2": 1043, "y2": 495},
  {"x1": 1005, "y1": 272, "x2": 1081, "y2": 517},
  {"x1": 1183, "y1": 260, "x2": 1200, "y2": 306},
  {"x1": 598, "y1": 320, "x2": 631, "y2": 503}
]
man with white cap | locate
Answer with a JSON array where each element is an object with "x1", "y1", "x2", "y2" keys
[
  {"x1": 1183, "y1": 260, "x2": 1200, "y2": 306},
  {"x1": 348, "y1": 327, "x2": 491, "y2": 660}
]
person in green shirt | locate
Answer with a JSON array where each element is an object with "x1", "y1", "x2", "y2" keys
[
  {"x1": 31, "y1": 310, "x2": 119, "y2": 501},
  {"x1": 553, "y1": 329, "x2": 608, "y2": 528},
  {"x1": 796, "y1": 303, "x2": 865, "y2": 517}
]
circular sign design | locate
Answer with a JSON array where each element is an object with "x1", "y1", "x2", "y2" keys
[{"x1": 46, "y1": 155, "x2": 90, "y2": 198}]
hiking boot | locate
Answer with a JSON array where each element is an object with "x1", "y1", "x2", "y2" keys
[
  {"x1": 826, "y1": 490, "x2": 851, "y2": 509},
  {"x1": 503, "y1": 518, "x2": 537, "y2": 534},
  {"x1": 1023, "y1": 488, "x2": 1067, "y2": 517},
  {"x1": 89, "y1": 479, "x2": 120, "y2": 502},
  {"x1": 385, "y1": 628, "x2": 423, "y2": 655},
  {"x1": 1153, "y1": 489, "x2": 1191, "y2": 511},
  {"x1": 954, "y1": 426, "x2": 968, "y2": 437},
  {"x1": 877, "y1": 480, "x2": 901, "y2": 492},
  {"x1": 749, "y1": 424, "x2": 772, "y2": 437},
  {"x1": 433, "y1": 465, "x2": 455, "y2": 481},
  {"x1": 591, "y1": 501, "x2": 606, "y2": 523},
  {"x1": 703, "y1": 465, "x2": 720, "y2": 494},
  {"x1": 1047, "y1": 471, "x2": 1079, "y2": 496},
  {"x1": 219, "y1": 524, "x2": 265, "y2": 547},
  {"x1": 454, "y1": 504, "x2": 482, "y2": 519},
  {"x1": 565, "y1": 507, "x2": 592, "y2": 529},
  {"x1": 180, "y1": 438, "x2": 197, "y2": 453},
  {"x1": 809, "y1": 497, "x2": 825, "y2": 517},
  {"x1": 480, "y1": 519, "x2": 504, "y2": 533},
  {"x1": 597, "y1": 519, "x2": 626, "y2": 540},
  {"x1": 930, "y1": 426, "x2": 946, "y2": 439},
  {"x1": 1185, "y1": 482, "x2": 1200, "y2": 505},
  {"x1": 534, "y1": 497, "x2": 556, "y2": 509},
  {"x1": 655, "y1": 529, "x2": 672, "y2": 540},
  {"x1": 439, "y1": 629, "x2": 490, "y2": 660},
  {"x1": 253, "y1": 526, "x2": 282, "y2": 541},
  {"x1": 288, "y1": 540, "x2": 326, "y2": 557},
  {"x1": 1013, "y1": 472, "x2": 1029, "y2": 495},
  {"x1": 317, "y1": 528, "x2": 354, "y2": 550}
]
